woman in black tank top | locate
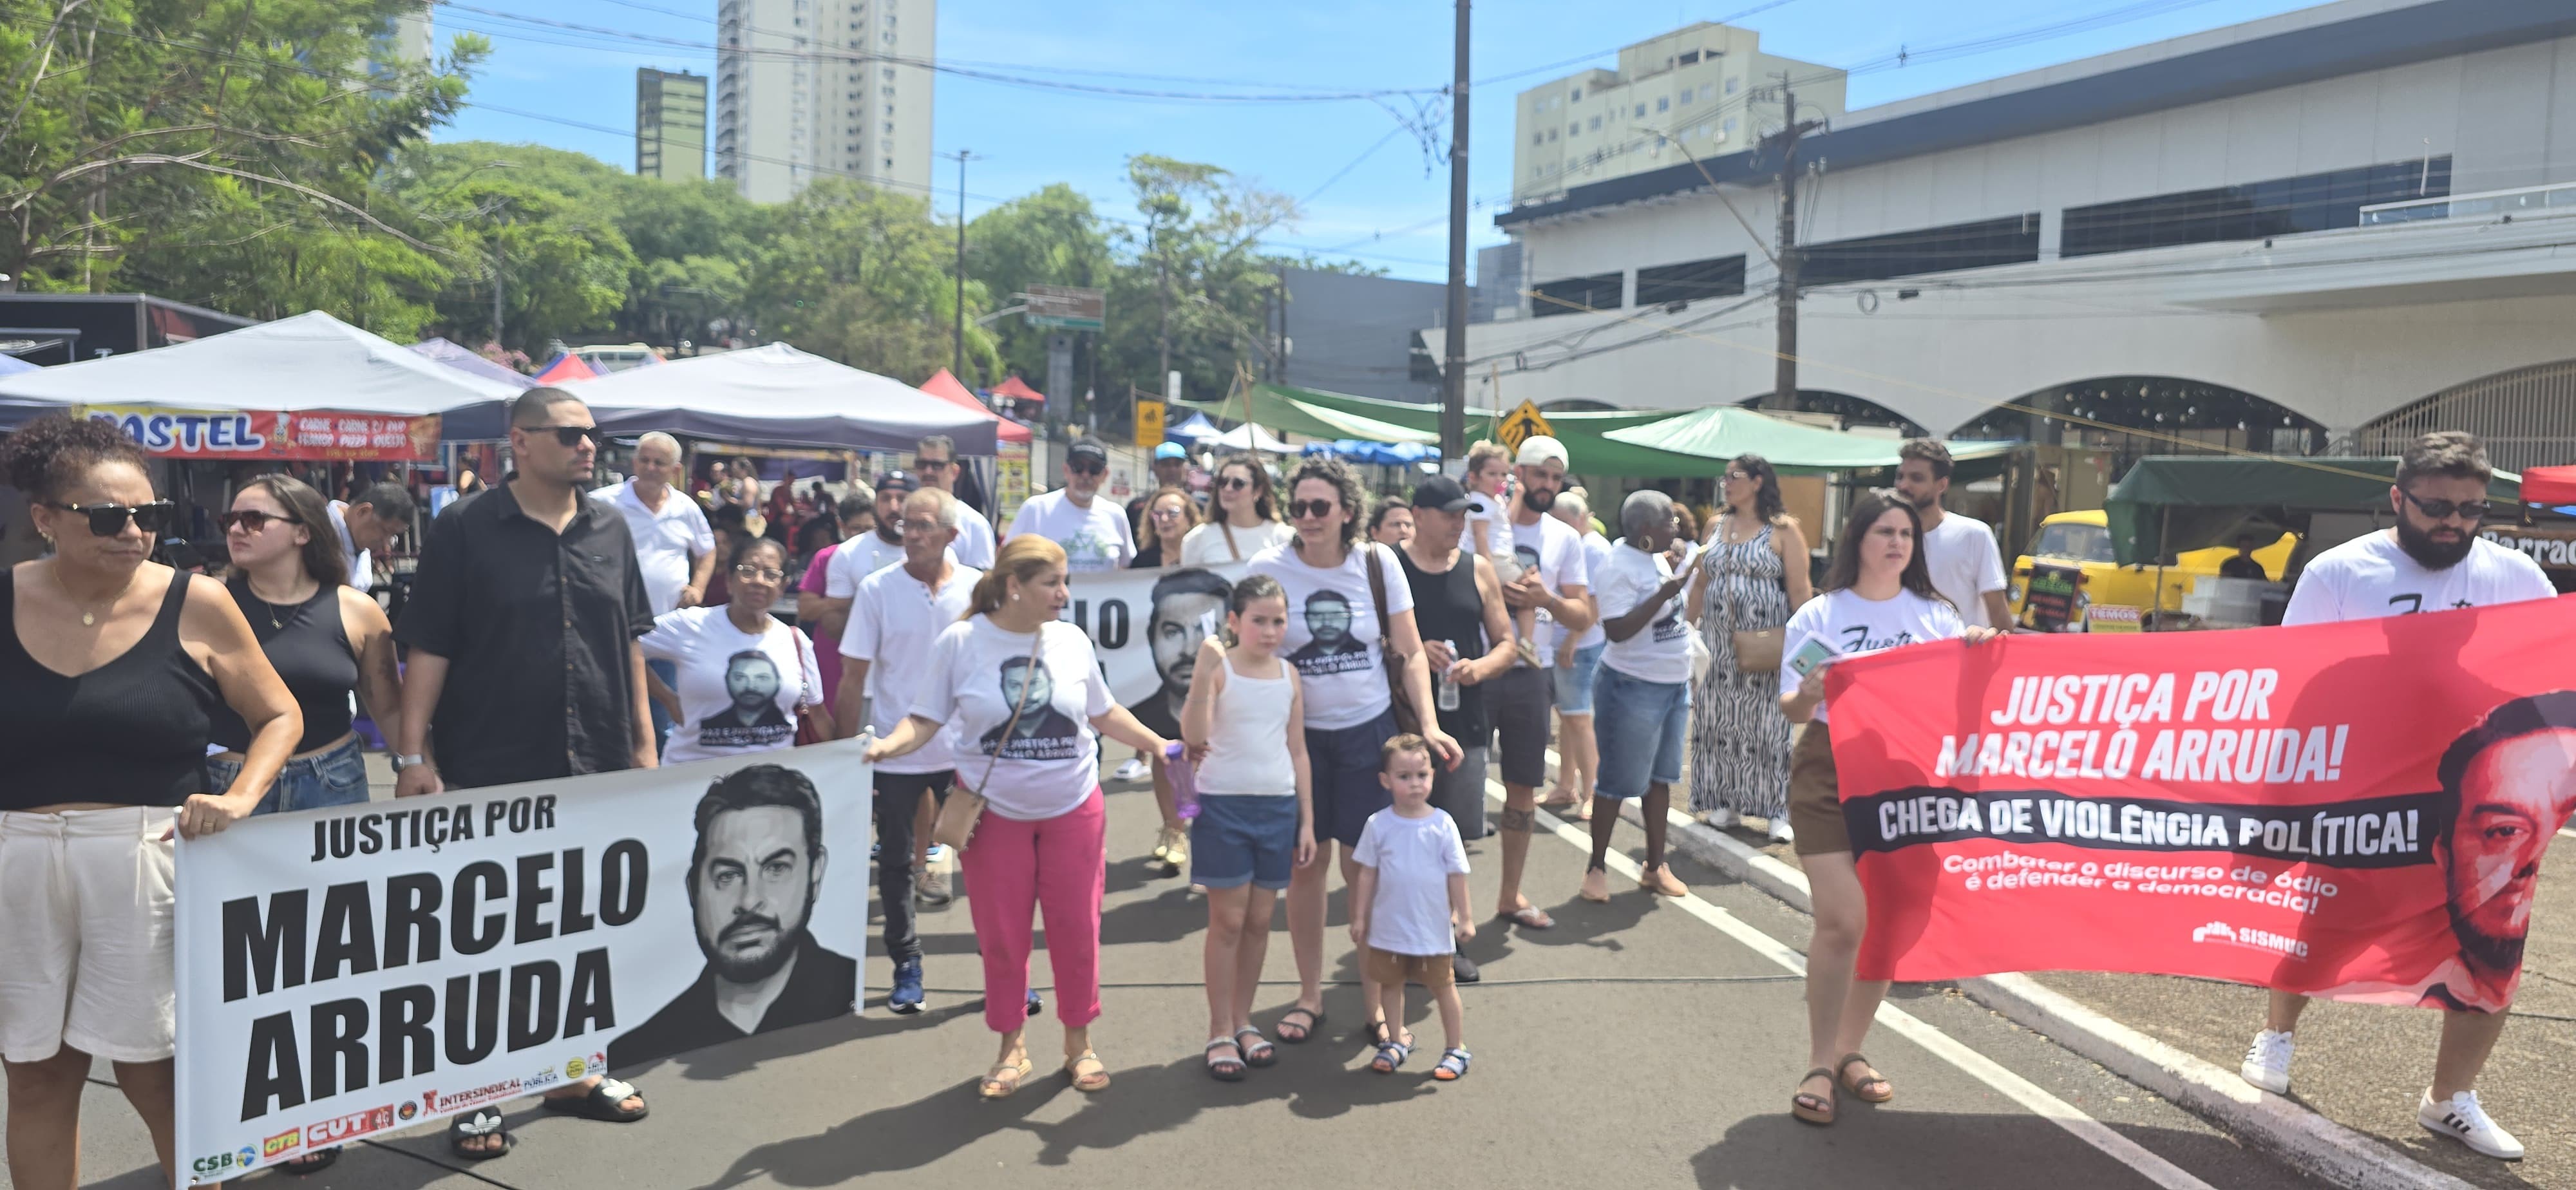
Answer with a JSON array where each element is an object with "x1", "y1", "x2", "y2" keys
[{"x1": 0, "y1": 417, "x2": 299, "y2": 1190}]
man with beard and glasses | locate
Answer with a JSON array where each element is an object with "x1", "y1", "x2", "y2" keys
[
  {"x1": 609, "y1": 765, "x2": 857, "y2": 1069},
  {"x1": 1894, "y1": 439, "x2": 2011, "y2": 630},
  {"x1": 2237, "y1": 431, "x2": 2554, "y2": 1161}
]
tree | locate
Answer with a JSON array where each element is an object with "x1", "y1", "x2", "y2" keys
[
  {"x1": 967, "y1": 182, "x2": 1111, "y2": 386},
  {"x1": 1104, "y1": 155, "x2": 1300, "y2": 419},
  {"x1": 754, "y1": 178, "x2": 998, "y2": 382}
]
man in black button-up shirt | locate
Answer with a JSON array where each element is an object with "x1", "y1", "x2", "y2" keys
[{"x1": 392, "y1": 386, "x2": 655, "y2": 1153}]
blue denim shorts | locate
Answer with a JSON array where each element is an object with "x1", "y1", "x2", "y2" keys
[
  {"x1": 1190, "y1": 794, "x2": 1300, "y2": 891},
  {"x1": 205, "y1": 735, "x2": 372, "y2": 816},
  {"x1": 1306, "y1": 710, "x2": 1399, "y2": 847},
  {"x1": 1592, "y1": 665, "x2": 1689, "y2": 799},
  {"x1": 1553, "y1": 642, "x2": 1605, "y2": 713}
]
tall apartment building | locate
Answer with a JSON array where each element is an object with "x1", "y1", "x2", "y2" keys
[
  {"x1": 637, "y1": 69, "x2": 709, "y2": 182},
  {"x1": 715, "y1": 0, "x2": 936, "y2": 205},
  {"x1": 1512, "y1": 23, "x2": 1845, "y2": 203}
]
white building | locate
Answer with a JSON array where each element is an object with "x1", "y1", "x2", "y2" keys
[
  {"x1": 715, "y1": 0, "x2": 935, "y2": 205},
  {"x1": 1464, "y1": 0, "x2": 2576, "y2": 473},
  {"x1": 1515, "y1": 22, "x2": 1844, "y2": 204}
]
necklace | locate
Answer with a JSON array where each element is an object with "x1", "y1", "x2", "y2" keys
[{"x1": 56, "y1": 568, "x2": 126, "y2": 627}]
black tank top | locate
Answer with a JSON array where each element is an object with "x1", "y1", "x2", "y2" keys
[
  {"x1": 210, "y1": 578, "x2": 357, "y2": 753},
  {"x1": 0, "y1": 567, "x2": 219, "y2": 810},
  {"x1": 1396, "y1": 547, "x2": 1488, "y2": 739}
]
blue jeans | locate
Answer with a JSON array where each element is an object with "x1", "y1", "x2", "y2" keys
[
  {"x1": 647, "y1": 658, "x2": 679, "y2": 751},
  {"x1": 1553, "y1": 642, "x2": 1605, "y2": 713},
  {"x1": 205, "y1": 735, "x2": 372, "y2": 816},
  {"x1": 1592, "y1": 666, "x2": 1688, "y2": 800}
]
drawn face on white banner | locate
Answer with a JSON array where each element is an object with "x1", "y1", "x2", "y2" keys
[
  {"x1": 1147, "y1": 569, "x2": 1231, "y2": 704},
  {"x1": 692, "y1": 804, "x2": 823, "y2": 985}
]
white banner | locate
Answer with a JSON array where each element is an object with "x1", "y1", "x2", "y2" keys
[
  {"x1": 1061, "y1": 561, "x2": 1249, "y2": 739},
  {"x1": 173, "y1": 743, "x2": 873, "y2": 1182}
]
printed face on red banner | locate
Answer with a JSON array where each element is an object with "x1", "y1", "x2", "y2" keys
[{"x1": 1823, "y1": 598, "x2": 2576, "y2": 1010}]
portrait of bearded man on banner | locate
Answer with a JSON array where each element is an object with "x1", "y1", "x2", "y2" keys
[{"x1": 1128, "y1": 567, "x2": 1230, "y2": 738}]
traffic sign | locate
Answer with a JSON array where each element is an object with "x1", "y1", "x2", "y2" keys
[
  {"x1": 1133, "y1": 399, "x2": 1166, "y2": 449},
  {"x1": 1025, "y1": 284, "x2": 1105, "y2": 331},
  {"x1": 1496, "y1": 400, "x2": 1554, "y2": 455}
]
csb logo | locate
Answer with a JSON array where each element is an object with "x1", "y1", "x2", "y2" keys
[{"x1": 190, "y1": 1151, "x2": 237, "y2": 1178}]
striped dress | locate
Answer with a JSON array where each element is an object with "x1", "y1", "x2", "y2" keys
[{"x1": 1689, "y1": 523, "x2": 1794, "y2": 818}]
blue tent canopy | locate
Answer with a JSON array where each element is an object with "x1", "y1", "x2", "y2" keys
[{"x1": 1166, "y1": 412, "x2": 1220, "y2": 444}]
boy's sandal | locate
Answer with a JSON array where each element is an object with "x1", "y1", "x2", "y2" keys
[
  {"x1": 1497, "y1": 905, "x2": 1555, "y2": 930},
  {"x1": 1792, "y1": 1068, "x2": 1839, "y2": 1126},
  {"x1": 1275, "y1": 1006, "x2": 1324, "y2": 1043},
  {"x1": 448, "y1": 1109, "x2": 513, "y2": 1160},
  {"x1": 1837, "y1": 1052, "x2": 1894, "y2": 1103},
  {"x1": 1064, "y1": 1050, "x2": 1112, "y2": 1093},
  {"x1": 1233, "y1": 1026, "x2": 1278, "y2": 1068},
  {"x1": 281, "y1": 1147, "x2": 341, "y2": 1176},
  {"x1": 541, "y1": 1077, "x2": 647, "y2": 1123},
  {"x1": 1204, "y1": 1038, "x2": 1247, "y2": 1082},
  {"x1": 1369, "y1": 1037, "x2": 1414, "y2": 1074},
  {"x1": 980, "y1": 1055, "x2": 1036, "y2": 1099},
  {"x1": 1432, "y1": 1048, "x2": 1472, "y2": 1081}
]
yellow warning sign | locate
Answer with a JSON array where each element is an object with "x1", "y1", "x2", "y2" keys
[
  {"x1": 1133, "y1": 399, "x2": 1166, "y2": 449},
  {"x1": 1495, "y1": 400, "x2": 1554, "y2": 455}
]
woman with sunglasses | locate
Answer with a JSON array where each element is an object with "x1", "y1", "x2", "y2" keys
[
  {"x1": 1182, "y1": 454, "x2": 1293, "y2": 565},
  {"x1": 638, "y1": 536, "x2": 825, "y2": 766},
  {"x1": 1128, "y1": 487, "x2": 1197, "y2": 569},
  {"x1": 1248, "y1": 456, "x2": 1459, "y2": 1048},
  {"x1": 0, "y1": 416, "x2": 301, "y2": 1190}
]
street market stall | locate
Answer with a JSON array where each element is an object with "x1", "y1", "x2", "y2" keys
[
  {"x1": 564, "y1": 343, "x2": 1001, "y2": 455},
  {"x1": 410, "y1": 337, "x2": 537, "y2": 391}
]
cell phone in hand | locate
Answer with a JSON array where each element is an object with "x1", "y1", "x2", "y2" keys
[{"x1": 1786, "y1": 636, "x2": 1838, "y2": 678}]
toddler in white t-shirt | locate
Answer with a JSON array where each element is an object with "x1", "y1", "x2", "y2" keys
[
  {"x1": 1464, "y1": 440, "x2": 1533, "y2": 665},
  {"x1": 1349, "y1": 734, "x2": 1475, "y2": 1082}
]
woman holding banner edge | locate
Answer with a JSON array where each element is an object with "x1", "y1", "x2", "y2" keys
[{"x1": 1777, "y1": 489, "x2": 1995, "y2": 1126}]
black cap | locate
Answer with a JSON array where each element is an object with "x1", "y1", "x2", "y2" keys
[
  {"x1": 1067, "y1": 437, "x2": 1109, "y2": 464},
  {"x1": 877, "y1": 469, "x2": 917, "y2": 494},
  {"x1": 1410, "y1": 475, "x2": 1471, "y2": 513}
]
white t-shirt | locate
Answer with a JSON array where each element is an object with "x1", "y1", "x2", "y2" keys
[
  {"x1": 2283, "y1": 533, "x2": 2555, "y2": 625},
  {"x1": 1464, "y1": 491, "x2": 1505, "y2": 555},
  {"x1": 1247, "y1": 540, "x2": 1413, "y2": 731},
  {"x1": 1779, "y1": 588, "x2": 1965, "y2": 725},
  {"x1": 1595, "y1": 541, "x2": 1692, "y2": 684},
  {"x1": 950, "y1": 502, "x2": 998, "y2": 569},
  {"x1": 1508, "y1": 513, "x2": 1590, "y2": 666},
  {"x1": 638, "y1": 608, "x2": 824, "y2": 765},
  {"x1": 1568, "y1": 532, "x2": 1615, "y2": 650},
  {"x1": 1180, "y1": 518, "x2": 1294, "y2": 566},
  {"x1": 841, "y1": 562, "x2": 981, "y2": 775},
  {"x1": 328, "y1": 502, "x2": 373, "y2": 594},
  {"x1": 822, "y1": 531, "x2": 909, "y2": 600},
  {"x1": 1007, "y1": 489, "x2": 1135, "y2": 573},
  {"x1": 1352, "y1": 807, "x2": 1470, "y2": 957},
  {"x1": 1918, "y1": 513, "x2": 2007, "y2": 629},
  {"x1": 910, "y1": 618, "x2": 1113, "y2": 820},
  {"x1": 592, "y1": 482, "x2": 716, "y2": 615}
]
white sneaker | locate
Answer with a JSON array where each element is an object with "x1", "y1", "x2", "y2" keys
[
  {"x1": 2420, "y1": 1089, "x2": 2523, "y2": 1160},
  {"x1": 913, "y1": 867, "x2": 952, "y2": 905},
  {"x1": 1703, "y1": 808, "x2": 1739, "y2": 829},
  {"x1": 2239, "y1": 1029, "x2": 2294, "y2": 1095},
  {"x1": 1112, "y1": 757, "x2": 1151, "y2": 782},
  {"x1": 1766, "y1": 817, "x2": 1795, "y2": 845}
]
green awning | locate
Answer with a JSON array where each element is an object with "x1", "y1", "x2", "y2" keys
[
  {"x1": 2105, "y1": 455, "x2": 2523, "y2": 565},
  {"x1": 1601, "y1": 405, "x2": 2018, "y2": 477},
  {"x1": 1180, "y1": 384, "x2": 1736, "y2": 478},
  {"x1": 1285, "y1": 399, "x2": 1439, "y2": 445}
]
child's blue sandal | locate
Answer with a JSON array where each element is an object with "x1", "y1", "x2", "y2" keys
[
  {"x1": 1369, "y1": 1037, "x2": 1412, "y2": 1074},
  {"x1": 1433, "y1": 1048, "x2": 1472, "y2": 1081}
]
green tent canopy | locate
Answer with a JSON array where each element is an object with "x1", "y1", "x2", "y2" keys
[
  {"x1": 2105, "y1": 455, "x2": 2523, "y2": 565},
  {"x1": 1602, "y1": 405, "x2": 2018, "y2": 477}
]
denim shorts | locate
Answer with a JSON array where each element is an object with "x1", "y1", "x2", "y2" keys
[
  {"x1": 1592, "y1": 665, "x2": 1689, "y2": 799},
  {"x1": 1553, "y1": 642, "x2": 1605, "y2": 713},
  {"x1": 1306, "y1": 710, "x2": 1399, "y2": 847},
  {"x1": 205, "y1": 735, "x2": 372, "y2": 816},
  {"x1": 1190, "y1": 794, "x2": 1299, "y2": 891}
]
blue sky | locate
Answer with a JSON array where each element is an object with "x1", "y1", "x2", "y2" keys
[{"x1": 437, "y1": 0, "x2": 2323, "y2": 281}]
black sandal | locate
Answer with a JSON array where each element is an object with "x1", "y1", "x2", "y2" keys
[
  {"x1": 1234, "y1": 1026, "x2": 1277, "y2": 1068},
  {"x1": 1275, "y1": 1005, "x2": 1324, "y2": 1043},
  {"x1": 1204, "y1": 1037, "x2": 1247, "y2": 1082},
  {"x1": 541, "y1": 1076, "x2": 649, "y2": 1123},
  {"x1": 448, "y1": 1109, "x2": 513, "y2": 1160}
]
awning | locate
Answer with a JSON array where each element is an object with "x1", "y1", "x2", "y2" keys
[
  {"x1": 919, "y1": 367, "x2": 1030, "y2": 444},
  {"x1": 2104, "y1": 455, "x2": 2524, "y2": 565},
  {"x1": 992, "y1": 375, "x2": 1045, "y2": 404},
  {"x1": 562, "y1": 343, "x2": 1000, "y2": 454},
  {"x1": 1207, "y1": 422, "x2": 1293, "y2": 453},
  {"x1": 1165, "y1": 412, "x2": 1220, "y2": 444},
  {"x1": 1602, "y1": 405, "x2": 2018, "y2": 477},
  {"x1": 532, "y1": 352, "x2": 597, "y2": 384},
  {"x1": 2523, "y1": 464, "x2": 2576, "y2": 506},
  {"x1": 409, "y1": 337, "x2": 535, "y2": 390}
]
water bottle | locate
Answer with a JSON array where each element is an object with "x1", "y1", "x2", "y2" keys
[
  {"x1": 1437, "y1": 640, "x2": 1462, "y2": 712},
  {"x1": 1163, "y1": 741, "x2": 1201, "y2": 822}
]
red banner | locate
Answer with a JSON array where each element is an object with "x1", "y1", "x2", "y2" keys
[
  {"x1": 1827, "y1": 597, "x2": 2576, "y2": 1010},
  {"x1": 83, "y1": 406, "x2": 440, "y2": 462}
]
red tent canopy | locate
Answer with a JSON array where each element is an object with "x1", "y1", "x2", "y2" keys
[
  {"x1": 2523, "y1": 464, "x2": 2576, "y2": 505},
  {"x1": 993, "y1": 375, "x2": 1046, "y2": 404},
  {"x1": 533, "y1": 352, "x2": 597, "y2": 384},
  {"x1": 920, "y1": 368, "x2": 1030, "y2": 444}
]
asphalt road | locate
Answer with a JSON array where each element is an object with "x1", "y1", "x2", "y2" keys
[{"x1": 23, "y1": 750, "x2": 2324, "y2": 1190}]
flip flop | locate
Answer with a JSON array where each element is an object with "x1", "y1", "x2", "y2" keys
[
  {"x1": 980, "y1": 1055, "x2": 1036, "y2": 1099},
  {"x1": 1275, "y1": 1005, "x2": 1325, "y2": 1043},
  {"x1": 540, "y1": 1077, "x2": 647, "y2": 1123},
  {"x1": 1496, "y1": 905, "x2": 1555, "y2": 930}
]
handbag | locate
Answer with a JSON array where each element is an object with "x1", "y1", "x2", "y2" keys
[
  {"x1": 1718, "y1": 524, "x2": 1785, "y2": 674},
  {"x1": 1363, "y1": 545, "x2": 1425, "y2": 735},
  {"x1": 792, "y1": 637, "x2": 832, "y2": 746},
  {"x1": 931, "y1": 627, "x2": 1048, "y2": 853}
]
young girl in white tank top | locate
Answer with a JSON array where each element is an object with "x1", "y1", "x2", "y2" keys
[{"x1": 1179, "y1": 573, "x2": 1315, "y2": 1081}]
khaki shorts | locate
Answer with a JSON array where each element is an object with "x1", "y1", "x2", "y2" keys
[
  {"x1": 0, "y1": 807, "x2": 178, "y2": 1063},
  {"x1": 1787, "y1": 725, "x2": 1853, "y2": 857},
  {"x1": 1365, "y1": 946, "x2": 1455, "y2": 989}
]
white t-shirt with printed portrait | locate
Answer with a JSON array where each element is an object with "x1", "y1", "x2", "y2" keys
[
  {"x1": 1247, "y1": 539, "x2": 1413, "y2": 731},
  {"x1": 638, "y1": 607, "x2": 824, "y2": 765},
  {"x1": 1508, "y1": 511, "x2": 1589, "y2": 666},
  {"x1": 1007, "y1": 488, "x2": 1135, "y2": 573},
  {"x1": 1352, "y1": 806, "x2": 1471, "y2": 958},
  {"x1": 1595, "y1": 540, "x2": 1692, "y2": 685},
  {"x1": 1778, "y1": 588, "x2": 1965, "y2": 726},
  {"x1": 909, "y1": 618, "x2": 1113, "y2": 820},
  {"x1": 841, "y1": 562, "x2": 981, "y2": 775},
  {"x1": 2283, "y1": 533, "x2": 2555, "y2": 625},
  {"x1": 1918, "y1": 512, "x2": 2008, "y2": 630}
]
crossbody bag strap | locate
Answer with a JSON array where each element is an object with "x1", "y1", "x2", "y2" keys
[
  {"x1": 1365, "y1": 544, "x2": 1394, "y2": 647},
  {"x1": 1220, "y1": 519, "x2": 1240, "y2": 561}
]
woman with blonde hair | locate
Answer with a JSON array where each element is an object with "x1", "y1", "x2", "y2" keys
[{"x1": 866, "y1": 535, "x2": 1171, "y2": 1098}]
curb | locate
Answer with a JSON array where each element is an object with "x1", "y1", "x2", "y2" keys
[{"x1": 1622, "y1": 800, "x2": 2478, "y2": 1190}]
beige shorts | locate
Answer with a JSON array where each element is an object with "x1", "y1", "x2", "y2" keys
[
  {"x1": 1365, "y1": 947, "x2": 1455, "y2": 990},
  {"x1": 0, "y1": 807, "x2": 178, "y2": 1063}
]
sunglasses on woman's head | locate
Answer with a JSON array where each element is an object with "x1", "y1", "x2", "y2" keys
[
  {"x1": 52, "y1": 500, "x2": 175, "y2": 536},
  {"x1": 220, "y1": 509, "x2": 295, "y2": 533},
  {"x1": 1288, "y1": 499, "x2": 1340, "y2": 520},
  {"x1": 525, "y1": 424, "x2": 601, "y2": 448}
]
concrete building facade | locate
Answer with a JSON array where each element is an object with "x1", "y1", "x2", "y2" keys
[
  {"x1": 1513, "y1": 22, "x2": 1846, "y2": 204},
  {"x1": 637, "y1": 69, "x2": 709, "y2": 182},
  {"x1": 715, "y1": 0, "x2": 935, "y2": 204}
]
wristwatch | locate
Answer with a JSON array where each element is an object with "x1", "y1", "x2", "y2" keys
[{"x1": 391, "y1": 753, "x2": 428, "y2": 771}]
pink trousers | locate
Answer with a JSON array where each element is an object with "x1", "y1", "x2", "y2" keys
[{"x1": 962, "y1": 787, "x2": 1106, "y2": 1034}]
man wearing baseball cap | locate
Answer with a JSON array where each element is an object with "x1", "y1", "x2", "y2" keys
[
  {"x1": 1151, "y1": 441, "x2": 1191, "y2": 491},
  {"x1": 1490, "y1": 435, "x2": 1595, "y2": 932},
  {"x1": 1007, "y1": 435, "x2": 1135, "y2": 572}
]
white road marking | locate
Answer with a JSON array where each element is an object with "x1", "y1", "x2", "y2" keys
[
  {"x1": 2560, "y1": 827, "x2": 2576, "y2": 842},
  {"x1": 1491, "y1": 773, "x2": 2217, "y2": 1190}
]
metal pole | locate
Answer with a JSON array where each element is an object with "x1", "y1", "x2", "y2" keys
[
  {"x1": 951, "y1": 149, "x2": 970, "y2": 380},
  {"x1": 1439, "y1": 0, "x2": 1471, "y2": 458},
  {"x1": 1768, "y1": 77, "x2": 1799, "y2": 411}
]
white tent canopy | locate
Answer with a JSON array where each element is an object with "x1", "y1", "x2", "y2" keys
[
  {"x1": 565, "y1": 343, "x2": 999, "y2": 454},
  {"x1": 1206, "y1": 422, "x2": 1294, "y2": 454},
  {"x1": 0, "y1": 310, "x2": 522, "y2": 431}
]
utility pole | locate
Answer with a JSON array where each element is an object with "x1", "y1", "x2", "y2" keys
[
  {"x1": 1439, "y1": 0, "x2": 1471, "y2": 458},
  {"x1": 1763, "y1": 75, "x2": 1824, "y2": 412},
  {"x1": 942, "y1": 149, "x2": 983, "y2": 381}
]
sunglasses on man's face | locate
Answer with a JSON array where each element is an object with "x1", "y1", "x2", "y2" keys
[
  {"x1": 2401, "y1": 490, "x2": 2492, "y2": 522},
  {"x1": 1289, "y1": 498, "x2": 1340, "y2": 521},
  {"x1": 916, "y1": 457, "x2": 954, "y2": 471},
  {"x1": 1066, "y1": 460, "x2": 1105, "y2": 477},
  {"x1": 52, "y1": 500, "x2": 176, "y2": 537},
  {"x1": 220, "y1": 509, "x2": 296, "y2": 533},
  {"x1": 524, "y1": 424, "x2": 601, "y2": 448}
]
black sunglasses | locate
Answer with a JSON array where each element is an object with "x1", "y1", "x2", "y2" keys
[
  {"x1": 52, "y1": 500, "x2": 176, "y2": 537},
  {"x1": 1218, "y1": 475, "x2": 1253, "y2": 491},
  {"x1": 524, "y1": 424, "x2": 602, "y2": 448},
  {"x1": 916, "y1": 457, "x2": 954, "y2": 470},
  {"x1": 220, "y1": 509, "x2": 296, "y2": 533},
  {"x1": 1066, "y1": 458, "x2": 1105, "y2": 476},
  {"x1": 2401, "y1": 490, "x2": 2492, "y2": 522},
  {"x1": 1288, "y1": 498, "x2": 1340, "y2": 521}
]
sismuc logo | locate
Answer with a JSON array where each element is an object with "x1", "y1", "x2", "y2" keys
[
  {"x1": 2190, "y1": 920, "x2": 2238, "y2": 944},
  {"x1": 565, "y1": 1057, "x2": 587, "y2": 1079}
]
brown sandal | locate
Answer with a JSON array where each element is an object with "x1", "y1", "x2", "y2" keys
[
  {"x1": 1837, "y1": 1053, "x2": 1893, "y2": 1104},
  {"x1": 1792, "y1": 1067, "x2": 1837, "y2": 1125}
]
